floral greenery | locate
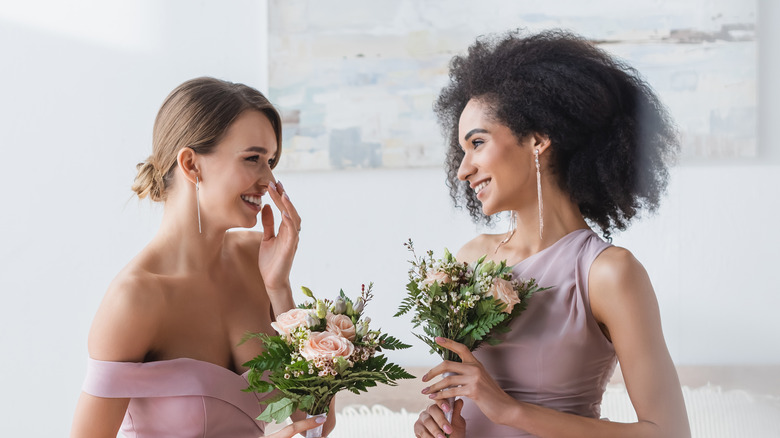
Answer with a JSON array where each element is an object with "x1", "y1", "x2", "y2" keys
[
  {"x1": 242, "y1": 284, "x2": 414, "y2": 423},
  {"x1": 395, "y1": 240, "x2": 548, "y2": 362}
]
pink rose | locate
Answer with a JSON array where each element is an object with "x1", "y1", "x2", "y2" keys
[
  {"x1": 326, "y1": 313, "x2": 357, "y2": 341},
  {"x1": 300, "y1": 331, "x2": 355, "y2": 361},
  {"x1": 488, "y1": 278, "x2": 521, "y2": 313},
  {"x1": 271, "y1": 308, "x2": 312, "y2": 336},
  {"x1": 423, "y1": 270, "x2": 451, "y2": 287}
]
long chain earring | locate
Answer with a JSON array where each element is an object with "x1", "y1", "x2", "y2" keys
[
  {"x1": 494, "y1": 211, "x2": 517, "y2": 254},
  {"x1": 535, "y1": 148, "x2": 544, "y2": 240},
  {"x1": 195, "y1": 176, "x2": 202, "y2": 234}
]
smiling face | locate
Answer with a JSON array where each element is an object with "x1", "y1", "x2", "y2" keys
[
  {"x1": 197, "y1": 110, "x2": 278, "y2": 230},
  {"x1": 456, "y1": 99, "x2": 537, "y2": 216}
]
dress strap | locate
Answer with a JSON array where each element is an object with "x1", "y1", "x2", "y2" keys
[{"x1": 82, "y1": 357, "x2": 269, "y2": 422}]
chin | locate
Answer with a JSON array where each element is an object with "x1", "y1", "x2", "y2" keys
[{"x1": 480, "y1": 204, "x2": 497, "y2": 217}]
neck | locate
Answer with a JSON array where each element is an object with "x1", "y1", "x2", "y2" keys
[
  {"x1": 150, "y1": 190, "x2": 228, "y2": 274},
  {"x1": 499, "y1": 182, "x2": 589, "y2": 260}
]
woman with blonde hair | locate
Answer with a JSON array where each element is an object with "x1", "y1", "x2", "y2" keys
[
  {"x1": 414, "y1": 30, "x2": 690, "y2": 438},
  {"x1": 70, "y1": 77, "x2": 334, "y2": 437}
]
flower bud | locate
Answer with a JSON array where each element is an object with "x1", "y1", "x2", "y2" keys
[
  {"x1": 301, "y1": 286, "x2": 315, "y2": 298},
  {"x1": 356, "y1": 317, "x2": 371, "y2": 338},
  {"x1": 352, "y1": 297, "x2": 365, "y2": 315},
  {"x1": 316, "y1": 300, "x2": 328, "y2": 319},
  {"x1": 333, "y1": 297, "x2": 347, "y2": 314},
  {"x1": 305, "y1": 312, "x2": 320, "y2": 328}
]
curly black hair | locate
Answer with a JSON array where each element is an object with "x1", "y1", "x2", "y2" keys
[{"x1": 437, "y1": 30, "x2": 678, "y2": 239}]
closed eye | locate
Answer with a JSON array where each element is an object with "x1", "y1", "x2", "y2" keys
[
  {"x1": 472, "y1": 138, "x2": 485, "y2": 149},
  {"x1": 245, "y1": 155, "x2": 260, "y2": 163}
]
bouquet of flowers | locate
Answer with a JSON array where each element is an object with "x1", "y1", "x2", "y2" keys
[
  {"x1": 242, "y1": 283, "x2": 414, "y2": 426},
  {"x1": 395, "y1": 240, "x2": 547, "y2": 362}
]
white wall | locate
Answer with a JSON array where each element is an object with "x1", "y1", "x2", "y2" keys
[
  {"x1": 0, "y1": 0, "x2": 270, "y2": 435},
  {"x1": 0, "y1": 1, "x2": 778, "y2": 436}
]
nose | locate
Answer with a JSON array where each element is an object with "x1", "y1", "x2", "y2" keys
[
  {"x1": 457, "y1": 150, "x2": 475, "y2": 182},
  {"x1": 259, "y1": 162, "x2": 276, "y2": 186}
]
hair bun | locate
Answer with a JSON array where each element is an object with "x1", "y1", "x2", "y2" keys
[{"x1": 131, "y1": 159, "x2": 165, "y2": 201}]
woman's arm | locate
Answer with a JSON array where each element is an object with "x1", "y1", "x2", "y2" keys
[
  {"x1": 70, "y1": 276, "x2": 162, "y2": 438},
  {"x1": 418, "y1": 246, "x2": 690, "y2": 438}
]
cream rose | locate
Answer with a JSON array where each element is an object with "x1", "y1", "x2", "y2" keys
[
  {"x1": 488, "y1": 278, "x2": 521, "y2": 313},
  {"x1": 271, "y1": 308, "x2": 313, "y2": 336},
  {"x1": 326, "y1": 313, "x2": 357, "y2": 341},
  {"x1": 423, "y1": 270, "x2": 451, "y2": 287},
  {"x1": 300, "y1": 331, "x2": 355, "y2": 361}
]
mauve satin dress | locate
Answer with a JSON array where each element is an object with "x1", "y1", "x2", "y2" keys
[
  {"x1": 82, "y1": 357, "x2": 268, "y2": 437},
  {"x1": 460, "y1": 228, "x2": 617, "y2": 437}
]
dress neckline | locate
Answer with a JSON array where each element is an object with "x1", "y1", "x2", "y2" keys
[
  {"x1": 88, "y1": 356, "x2": 250, "y2": 378},
  {"x1": 507, "y1": 228, "x2": 592, "y2": 269}
]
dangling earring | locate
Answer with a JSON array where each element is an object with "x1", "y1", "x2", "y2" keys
[
  {"x1": 195, "y1": 176, "x2": 202, "y2": 234},
  {"x1": 494, "y1": 211, "x2": 517, "y2": 254},
  {"x1": 535, "y1": 148, "x2": 544, "y2": 240}
]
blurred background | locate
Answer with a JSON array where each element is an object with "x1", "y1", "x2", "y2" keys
[{"x1": 0, "y1": 0, "x2": 777, "y2": 436}]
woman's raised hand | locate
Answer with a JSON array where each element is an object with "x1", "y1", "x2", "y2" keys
[
  {"x1": 257, "y1": 180, "x2": 302, "y2": 294},
  {"x1": 420, "y1": 337, "x2": 518, "y2": 428},
  {"x1": 264, "y1": 415, "x2": 327, "y2": 438}
]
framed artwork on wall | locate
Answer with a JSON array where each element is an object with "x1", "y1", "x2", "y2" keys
[{"x1": 268, "y1": 0, "x2": 757, "y2": 171}]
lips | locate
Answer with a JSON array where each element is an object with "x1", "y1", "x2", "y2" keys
[
  {"x1": 474, "y1": 179, "x2": 491, "y2": 195},
  {"x1": 241, "y1": 194, "x2": 263, "y2": 210}
]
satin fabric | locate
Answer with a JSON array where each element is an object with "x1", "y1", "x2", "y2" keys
[
  {"x1": 460, "y1": 229, "x2": 617, "y2": 437},
  {"x1": 82, "y1": 357, "x2": 268, "y2": 437}
]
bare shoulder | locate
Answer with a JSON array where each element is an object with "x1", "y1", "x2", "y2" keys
[
  {"x1": 456, "y1": 234, "x2": 502, "y2": 263},
  {"x1": 589, "y1": 246, "x2": 649, "y2": 291},
  {"x1": 589, "y1": 245, "x2": 657, "y2": 324},
  {"x1": 88, "y1": 267, "x2": 166, "y2": 362}
]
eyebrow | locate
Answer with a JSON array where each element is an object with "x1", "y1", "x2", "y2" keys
[
  {"x1": 245, "y1": 146, "x2": 273, "y2": 155},
  {"x1": 464, "y1": 128, "x2": 488, "y2": 141}
]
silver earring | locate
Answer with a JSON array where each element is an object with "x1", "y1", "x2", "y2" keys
[
  {"x1": 196, "y1": 176, "x2": 202, "y2": 234},
  {"x1": 494, "y1": 211, "x2": 517, "y2": 254},
  {"x1": 535, "y1": 148, "x2": 544, "y2": 240}
]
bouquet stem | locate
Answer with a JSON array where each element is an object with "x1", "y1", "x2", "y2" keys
[
  {"x1": 306, "y1": 413, "x2": 326, "y2": 438},
  {"x1": 442, "y1": 371, "x2": 457, "y2": 424}
]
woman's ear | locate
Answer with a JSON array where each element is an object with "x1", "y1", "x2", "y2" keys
[
  {"x1": 532, "y1": 133, "x2": 552, "y2": 155},
  {"x1": 176, "y1": 147, "x2": 200, "y2": 184}
]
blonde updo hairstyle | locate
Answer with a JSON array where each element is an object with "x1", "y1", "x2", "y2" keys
[{"x1": 132, "y1": 77, "x2": 282, "y2": 202}]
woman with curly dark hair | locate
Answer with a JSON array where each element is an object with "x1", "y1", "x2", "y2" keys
[{"x1": 413, "y1": 30, "x2": 690, "y2": 438}]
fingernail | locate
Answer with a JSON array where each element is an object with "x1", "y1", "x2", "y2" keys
[
  {"x1": 283, "y1": 211, "x2": 291, "y2": 219},
  {"x1": 428, "y1": 394, "x2": 437, "y2": 399},
  {"x1": 315, "y1": 415, "x2": 327, "y2": 424},
  {"x1": 283, "y1": 192, "x2": 290, "y2": 201},
  {"x1": 269, "y1": 181, "x2": 277, "y2": 190},
  {"x1": 421, "y1": 387, "x2": 429, "y2": 394},
  {"x1": 435, "y1": 337, "x2": 446, "y2": 344},
  {"x1": 441, "y1": 402, "x2": 451, "y2": 413},
  {"x1": 443, "y1": 424, "x2": 453, "y2": 434},
  {"x1": 437, "y1": 434, "x2": 446, "y2": 438}
]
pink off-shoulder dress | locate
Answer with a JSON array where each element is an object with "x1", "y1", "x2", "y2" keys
[
  {"x1": 460, "y1": 228, "x2": 617, "y2": 437},
  {"x1": 81, "y1": 357, "x2": 268, "y2": 437}
]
